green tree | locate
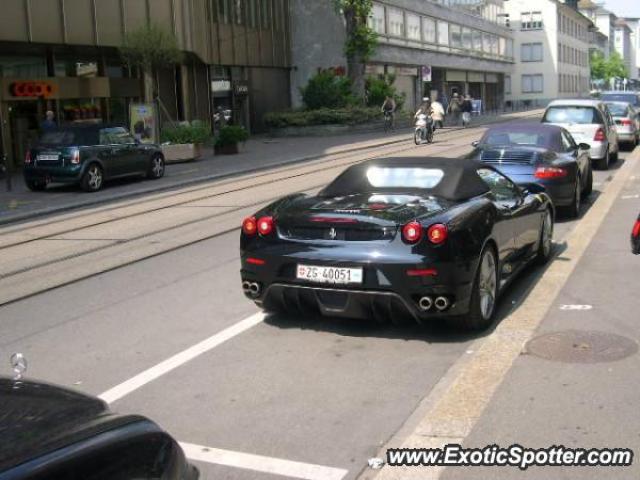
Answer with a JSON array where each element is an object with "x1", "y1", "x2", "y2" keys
[
  {"x1": 120, "y1": 24, "x2": 183, "y2": 103},
  {"x1": 590, "y1": 50, "x2": 629, "y2": 83},
  {"x1": 333, "y1": 0, "x2": 378, "y2": 102},
  {"x1": 590, "y1": 51, "x2": 606, "y2": 81}
]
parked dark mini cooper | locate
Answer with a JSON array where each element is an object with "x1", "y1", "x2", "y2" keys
[
  {"x1": 23, "y1": 125, "x2": 165, "y2": 192},
  {"x1": 0, "y1": 375, "x2": 198, "y2": 480}
]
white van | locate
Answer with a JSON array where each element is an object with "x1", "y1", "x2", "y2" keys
[{"x1": 542, "y1": 99, "x2": 619, "y2": 170}]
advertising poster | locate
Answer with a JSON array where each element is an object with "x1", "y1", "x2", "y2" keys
[{"x1": 129, "y1": 103, "x2": 158, "y2": 144}]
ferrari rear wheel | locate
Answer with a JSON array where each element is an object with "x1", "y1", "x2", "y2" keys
[
  {"x1": 457, "y1": 246, "x2": 498, "y2": 331},
  {"x1": 564, "y1": 176, "x2": 581, "y2": 219},
  {"x1": 582, "y1": 165, "x2": 593, "y2": 197}
]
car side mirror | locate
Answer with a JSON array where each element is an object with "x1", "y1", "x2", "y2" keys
[
  {"x1": 471, "y1": 141, "x2": 479, "y2": 147},
  {"x1": 578, "y1": 143, "x2": 591, "y2": 150}
]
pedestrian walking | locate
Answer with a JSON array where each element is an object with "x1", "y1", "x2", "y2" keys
[
  {"x1": 430, "y1": 97, "x2": 445, "y2": 130},
  {"x1": 447, "y1": 93, "x2": 462, "y2": 126},
  {"x1": 461, "y1": 95, "x2": 473, "y2": 128},
  {"x1": 40, "y1": 110, "x2": 56, "y2": 132}
]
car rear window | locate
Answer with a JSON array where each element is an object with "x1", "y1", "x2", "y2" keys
[
  {"x1": 601, "y1": 93, "x2": 639, "y2": 106},
  {"x1": 543, "y1": 106, "x2": 603, "y2": 125},
  {"x1": 365, "y1": 167, "x2": 445, "y2": 189},
  {"x1": 38, "y1": 129, "x2": 98, "y2": 146},
  {"x1": 605, "y1": 103, "x2": 630, "y2": 117},
  {"x1": 483, "y1": 131, "x2": 549, "y2": 147}
]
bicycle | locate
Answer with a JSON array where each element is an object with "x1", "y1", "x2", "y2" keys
[{"x1": 383, "y1": 110, "x2": 394, "y2": 133}]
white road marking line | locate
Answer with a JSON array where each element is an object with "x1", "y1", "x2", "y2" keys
[
  {"x1": 621, "y1": 194, "x2": 640, "y2": 199},
  {"x1": 98, "y1": 312, "x2": 265, "y2": 404},
  {"x1": 180, "y1": 442, "x2": 348, "y2": 480},
  {"x1": 559, "y1": 304, "x2": 593, "y2": 311}
]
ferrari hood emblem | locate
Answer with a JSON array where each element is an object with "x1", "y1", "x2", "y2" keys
[{"x1": 329, "y1": 227, "x2": 337, "y2": 240}]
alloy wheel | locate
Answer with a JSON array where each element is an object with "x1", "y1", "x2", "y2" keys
[
  {"x1": 88, "y1": 166, "x2": 103, "y2": 190},
  {"x1": 542, "y1": 210, "x2": 553, "y2": 257},
  {"x1": 478, "y1": 249, "x2": 497, "y2": 320},
  {"x1": 152, "y1": 157, "x2": 164, "y2": 177}
]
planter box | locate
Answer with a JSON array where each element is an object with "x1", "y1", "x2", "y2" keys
[
  {"x1": 214, "y1": 143, "x2": 240, "y2": 155},
  {"x1": 161, "y1": 143, "x2": 202, "y2": 163}
]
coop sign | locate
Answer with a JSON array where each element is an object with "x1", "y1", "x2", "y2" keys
[{"x1": 9, "y1": 81, "x2": 57, "y2": 98}]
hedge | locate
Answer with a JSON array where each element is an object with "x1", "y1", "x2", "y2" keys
[{"x1": 263, "y1": 107, "x2": 384, "y2": 129}]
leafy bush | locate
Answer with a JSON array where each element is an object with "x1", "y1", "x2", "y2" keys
[
  {"x1": 301, "y1": 71, "x2": 355, "y2": 110},
  {"x1": 264, "y1": 107, "x2": 382, "y2": 128},
  {"x1": 215, "y1": 125, "x2": 249, "y2": 146},
  {"x1": 161, "y1": 121, "x2": 212, "y2": 144},
  {"x1": 366, "y1": 74, "x2": 405, "y2": 110}
]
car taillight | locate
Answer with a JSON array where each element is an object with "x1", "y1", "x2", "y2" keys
[
  {"x1": 534, "y1": 166, "x2": 568, "y2": 179},
  {"x1": 620, "y1": 119, "x2": 633, "y2": 126},
  {"x1": 402, "y1": 221, "x2": 423, "y2": 243},
  {"x1": 257, "y1": 216, "x2": 274, "y2": 236},
  {"x1": 242, "y1": 216, "x2": 257, "y2": 236},
  {"x1": 427, "y1": 224, "x2": 448, "y2": 245},
  {"x1": 594, "y1": 128, "x2": 606, "y2": 142},
  {"x1": 25, "y1": 151, "x2": 32, "y2": 164},
  {"x1": 70, "y1": 148, "x2": 80, "y2": 164},
  {"x1": 633, "y1": 220, "x2": 640, "y2": 238}
]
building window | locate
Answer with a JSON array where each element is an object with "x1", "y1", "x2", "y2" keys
[
  {"x1": 505, "y1": 75, "x2": 511, "y2": 94},
  {"x1": 506, "y1": 38, "x2": 514, "y2": 58},
  {"x1": 388, "y1": 8, "x2": 404, "y2": 37},
  {"x1": 368, "y1": 4, "x2": 386, "y2": 34},
  {"x1": 521, "y1": 11, "x2": 542, "y2": 30},
  {"x1": 422, "y1": 16, "x2": 436, "y2": 44},
  {"x1": 437, "y1": 21, "x2": 449, "y2": 45},
  {"x1": 0, "y1": 55, "x2": 47, "y2": 77},
  {"x1": 462, "y1": 28, "x2": 472, "y2": 50},
  {"x1": 406, "y1": 13, "x2": 421, "y2": 41},
  {"x1": 472, "y1": 30, "x2": 483, "y2": 51},
  {"x1": 482, "y1": 32, "x2": 492, "y2": 53},
  {"x1": 521, "y1": 43, "x2": 543, "y2": 62},
  {"x1": 450, "y1": 24, "x2": 462, "y2": 48},
  {"x1": 522, "y1": 74, "x2": 543, "y2": 93}
]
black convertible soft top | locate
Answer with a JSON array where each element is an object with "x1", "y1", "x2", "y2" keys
[{"x1": 321, "y1": 157, "x2": 491, "y2": 202}]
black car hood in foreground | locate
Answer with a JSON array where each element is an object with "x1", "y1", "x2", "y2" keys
[
  {"x1": 276, "y1": 193, "x2": 453, "y2": 228},
  {"x1": 0, "y1": 377, "x2": 139, "y2": 472}
]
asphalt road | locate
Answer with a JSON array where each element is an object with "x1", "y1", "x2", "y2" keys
[{"x1": 0, "y1": 124, "x2": 638, "y2": 480}]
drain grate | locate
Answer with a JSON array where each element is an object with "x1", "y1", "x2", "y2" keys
[{"x1": 525, "y1": 330, "x2": 638, "y2": 364}]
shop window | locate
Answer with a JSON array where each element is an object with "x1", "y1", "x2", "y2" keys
[
  {"x1": 0, "y1": 55, "x2": 47, "y2": 77},
  {"x1": 60, "y1": 99, "x2": 102, "y2": 123},
  {"x1": 422, "y1": 17, "x2": 436, "y2": 44},
  {"x1": 368, "y1": 4, "x2": 386, "y2": 35}
]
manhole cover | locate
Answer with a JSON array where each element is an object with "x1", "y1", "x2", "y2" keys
[{"x1": 525, "y1": 330, "x2": 638, "y2": 364}]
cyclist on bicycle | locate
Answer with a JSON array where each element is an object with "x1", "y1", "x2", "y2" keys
[{"x1": 381, "y1": 96, "x2": 397, "y2": 130}]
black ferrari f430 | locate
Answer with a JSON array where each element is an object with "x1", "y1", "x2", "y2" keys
[{"x1": 240, "y1": 158, "x2": 555, "y2": 330}]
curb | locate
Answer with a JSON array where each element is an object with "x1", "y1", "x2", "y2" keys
[{"x1": 0, "y1": 110, "x2": 542, "y2": 226}]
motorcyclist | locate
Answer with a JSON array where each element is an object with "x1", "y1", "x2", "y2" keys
[
  {"x1": 381, "y1": 96, "x2": 397, "y2": 128},
  {"x1": 414, "y1": 97, "x2": 433, "y2": 143}
]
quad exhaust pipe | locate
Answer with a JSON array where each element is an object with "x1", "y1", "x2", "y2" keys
[
  {"x1": 242, "y1": 281, "x2": 261, "y2": 297},
  {"x1": 418, "y1": 296, "x2": 433, "y2": 311},
  {"x1": 435, "y1": 296, "x2": 450, "y2": 312}
]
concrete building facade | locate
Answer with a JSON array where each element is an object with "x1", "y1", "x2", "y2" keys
[
  {"x1": 505, "y1": 0, "x2": 592, "y2": 108},
  {"x1": 579, "y1": 0, "x2": 616, "y2": 58},
  {"x1": 614, "y1": 18, "x2": 634, "y2": 80},
  {"x1": 290, "y1": 0, "x2": 514, "y2": 113}
]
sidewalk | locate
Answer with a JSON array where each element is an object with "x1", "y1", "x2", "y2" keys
[{"x1": 0, "y1": 108, "x2": 543, "y2": 225}]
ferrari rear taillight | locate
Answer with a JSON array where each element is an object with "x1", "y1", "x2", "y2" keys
[
  {"x1": 257, "y1": 216, "x2": 275, "y2": 236},
  {"x1": 24, "y1": 150, "x2": 32, "y2": 164},
  {"x1": 402, "y1": 222, "x2": 423, "y2": 243},
  {"x1": 633, "y1": 220, "x2": 640, "y2": 238},
  {"x1": 242, "y1": 216, "x2": 257, "y2": 236},
  {"x1": 594, "y1": 128, "x2": 606, "y2": 142},
  {"x1": 427, "y1": 224, "x2": 448, "y2": 245},
  {"x1": 534, "y1": 166, "x2": 568, "y2": 179},
  {"x1": 70, "y1": 148, "x2": 80, "y2": 164}
]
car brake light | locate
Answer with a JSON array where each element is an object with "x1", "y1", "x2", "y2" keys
[
  {"x1": 427, "y1": 224, "x2": 448, "y2": 245},
  {"x1": 70, "y1": 148, "x2": 80, "y2": 164},
  {"x1": 593, "y1": 128, "x2": 606, "y2": 141},
  {"x1": 620, "y1": 119, "x2": 633, "y2": 126},
  {"x1": 633, "y1": 220, "x2": 640, "y2": 238},
  {"x1": 402, "y1": 221, "x2": 423, "y2": 243},
  {"x1": 406, "y1": 268, "x2": 438, "y2": 277},
  {"x1": 534, "y1": 166, "x2": 568, "y2": 179},
  {"x1": 242, "y1": 216, "x2": 257, "y2": 236},
  {"x1": 25, "y1": 151, "x2": 32, "y2": 164},
  {"x1": 246, "y1": 257, "x2": 266, "y2": 265},
  {"x1": 257, "y1": 216, "x2": 274, "y2": 236}
]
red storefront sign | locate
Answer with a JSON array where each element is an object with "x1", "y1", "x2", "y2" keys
[{"x1": 9, "y1": 81, "x2": 57, "y2": 98}]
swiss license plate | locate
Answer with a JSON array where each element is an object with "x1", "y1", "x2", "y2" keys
[
  {"x1": 296, "y1": 264, "x2": 363, "y2": 284},
  {"x1": 37, "y1": 154, "x2": 60, "y2": 161}
]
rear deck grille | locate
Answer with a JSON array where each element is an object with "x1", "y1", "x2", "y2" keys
[
  {"x1": 480, "y1": 150, "x2": 537, "y2": 164},
  {"x1": 279, "y1": 226, "x2": 396, "y2": 241}
]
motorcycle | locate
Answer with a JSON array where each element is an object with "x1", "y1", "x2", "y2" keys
[{"x1": 414, "y1": 113, "x2": 434, "y2": 145}]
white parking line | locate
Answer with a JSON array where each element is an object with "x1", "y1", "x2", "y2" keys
[
  {"x1": 98, "y1": 312, "x2": 265, "y2": 404},
  {"x1": 180, "y1": 442, "x2": 348, "y2": 480}
]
